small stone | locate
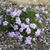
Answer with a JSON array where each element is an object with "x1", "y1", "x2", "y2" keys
[{"x1": 0, "y1": 48, "x2": 2, "y2": 50}]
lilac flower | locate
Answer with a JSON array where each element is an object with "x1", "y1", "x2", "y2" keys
[
  {"x1": 35, "y1": 6, "x2": 39, "y2": 10},
  {"x1": 23, "y1": 7, "x2": 27, "y2": 12},
  {"x1": 15, "y1": 32, "x2": 20, "y2": 39},
  {"x1": 26, "y1": 36, "x2": 32, "y2": 40},
  {"x1": 25, "y1": 36, "x2": 32, "y2": 44},
  {"x1": 10, "y1": 11, "x2": 17, "y2": 18},
  {"x1": 26, "y1": 27, "x2": 31, "y2": 34},
  {"x1": 3, "y1": 21, "x2": 8, "y2": 26},
  {"x1": 28, "y1": 6, "x2": 31, "y2": 8},
  {"x1": 22, "y1": 6, "x2": 28, "y2": 12},
  {"x1": 0, "y1": 16, "x2": 2, "y2": 19},
  {"x1": 13, "y1": 25, "x2": 18, "y2": 30},
  {"x1": 35, "y1": 13, "x2": 40, "y2": 18},
  {"x1": 6, "y1": 8, "x2": 11, "y2": 13},
  {"x1": 22, "y1": 5, "x2": 31, "y2": 12},
  {"x1": 33, "y1": 38, "x2": 36, "y2": 42},
  {"x1": 26, "y1": 25, "x2": 29, "y2": 28},
  {"x1": 10, "y1": 8, "x2": 17, "y2": 18},
  {"x1": 30, "y1": 23, "x2": 37, "y2": 29},
  {"x1": 23, "y1": 5, "x2": 31, "y2": 12},
  {"x1": 38, "y1": 20, "x2": 42, "y2": 23},
  {"x1": 18, "y1": 34, "x2": 23, "y2": 41},
  {"x1": 35, "y1": 29, "x2": 41, "y2": 37},
  {"x1": 25, "y1": 18, "x2": 30, "y2": 24},
  {"x1": 16, "y1": 9, "x2": 22, "y2": 16},
  {"x1": 0, "y1": 16, "x2": 2, "y2": 25},
  {"x1": 16, "y1": 17, "x2": 21, "y2": 25},
  {"x1": 20, "y1": 23, "x2": 26, "y2": 29},
  {"x1": 8, "y1": 32, "x2": 15, "y2": 37},
  {"x1": 19, "y1": 28, "x2": 24, "y2": 32}
]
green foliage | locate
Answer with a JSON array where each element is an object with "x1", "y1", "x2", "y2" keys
[{"x1": 20, "y1": 8, "x2": 36, "y2": 23}]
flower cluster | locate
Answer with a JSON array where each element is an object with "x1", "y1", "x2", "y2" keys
[{"x1": 0, "y1": 6, "x2": 43, "y2": 45}]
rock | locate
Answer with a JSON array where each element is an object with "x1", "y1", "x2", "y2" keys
[{"x1": 0, "y1": 48, "x2": 2, "y2": 50}]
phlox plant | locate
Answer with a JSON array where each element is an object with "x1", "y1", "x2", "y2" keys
[{"x1": 0, "y1": 6, "x2": 43, "y2": 45}]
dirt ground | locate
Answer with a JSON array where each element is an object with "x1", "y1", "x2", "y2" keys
[{"x1": 8, "y1": 0, "x2": 50, "y2": 6}]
